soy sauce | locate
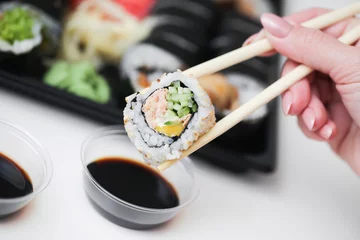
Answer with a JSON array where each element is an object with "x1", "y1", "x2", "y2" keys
[
  {"x1": 87, "y1": 158, "x2": 179, "y2": 209},
  {"x1": 0, "y1": 153, "x2": 33, "y2": 199}
]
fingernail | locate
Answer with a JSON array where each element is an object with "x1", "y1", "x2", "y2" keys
[
  {"x1": 325, "y1": 127, "x2": 333, "y2": 139},
  {"x1": 302, "y1": 108, "x2": 316, "y2": 131},
  {"x1": 253, "y1": 29, "x2": 266, "y2": 41},
  {"x1": 321, "y1": 125, "x2": 333, "y2": 140},
  {"x1": 260, "y1": 13, "x2": 293, "y2": 38},
  {"x1": 243, "y1": 30, "x2": 265, "y2": 46},
  {"x1": 282, "y1": 91, "x2": 292, "y2": 115},
  {"x1": 243, "y1": 34, "x2": 256, "y2": 46}
]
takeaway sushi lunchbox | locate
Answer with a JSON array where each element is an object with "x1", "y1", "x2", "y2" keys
[{"x1": 0, "y1": 0, "x2": 282, "y2": 173}]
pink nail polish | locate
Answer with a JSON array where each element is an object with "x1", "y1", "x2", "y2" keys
[
  {"x1": 282, "y1": 91, "x2": 292, "y2": 115},
  {"x1": 302, "y1": 109, "x2": 315, "y2": 131},
  {"x1": 260, "y1": 13, "x2": 293, "y2": 38},
  {"x1": 253, "y1": 29, "x2": 265, "y2": 41},
  {"x1": 243, "y1": 34, "x2": 257, "y2": 46},
  {"x1": 322, "y1": 126, "x2": 333, "y2": 140}
]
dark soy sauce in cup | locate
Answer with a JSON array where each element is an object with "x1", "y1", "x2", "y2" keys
[
  {"x1": 0, "y1": 153, "x2": 33, "y2": 199},
  {"x1": 87, "y1": 157, "x2": 179, "y2": 209}
]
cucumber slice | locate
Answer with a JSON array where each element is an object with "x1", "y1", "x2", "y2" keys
[
  {"x1": 173, "y1": 103, "x2": 182, "y2": 111},
  {"x1": 178, "y1": 93, "x2": 192, "y2": 101},
  {"x1": 169, "y1": 87, "x2": 177, "y2": 94},
  {"x1": 171, "y1": 94, "x2": 180, "y2": 102},
  {"x1": 164, "y1": 121, "x2": 179, "y2": 126},
  {"x1": 166, "y1": 93, "x2": 171, "y2": 100},
  {"x1": 177, "y1": 87, "x2": 183, "y2": 94},
  {"x1": 178, "y1": 107, "x2": 191, "y2": 118},
  {"x1": 192, "y1": 104, "x2": 198, "y2": 112},
  {"x1": 183, "y1": 88, "x2": 191, "y2": 94},
  {"x1": 180, "y1": 100, "x2": 188, "y2": 107},
  {"x1": 165, "y1": 110, "x2": 177, "y2": 117},
  {"x1": 167, "y1": 102, "x2": 174, "y2": 110},
  {"x1": 173, "y1": 80, "x2": 181, "y2": 88}
]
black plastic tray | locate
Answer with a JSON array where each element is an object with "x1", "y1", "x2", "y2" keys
[{"x1": 0, "y1": 0, "x2": 282, "y2": 174}]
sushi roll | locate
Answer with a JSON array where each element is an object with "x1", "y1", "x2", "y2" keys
[
  {"x1": 120, "y1": 0, "x2": 218, "y2": 91},
  {"x1": 0, "y1": 3, "x2": 43, "y2": 55},
  {"x1": 0, "y1": 2, "x2": 60, "y2": 55},
  {"x1": 0, "y1": 2, "x2": 60, "y2": 76},
  {"x1": 123, "y1": 70, "x2": 216, "y2": 166},
  {"x1": 121, "y1": 44, "x2": 183, "y2": 91}
]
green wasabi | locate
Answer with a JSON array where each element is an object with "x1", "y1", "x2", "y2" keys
[{"x1": 0, "y1": 7, "x2": 35, "y2": 44}]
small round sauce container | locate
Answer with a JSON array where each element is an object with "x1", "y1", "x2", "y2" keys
[
  {"x1": 81, "y1": 125, "x2": 199, "y2": 230},
  {"x1": 0, "y1": 120, "x2": 52, "y2": 218}
]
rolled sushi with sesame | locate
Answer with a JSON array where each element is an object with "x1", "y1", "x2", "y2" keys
[{"x1": 123, "y1": 70, "x2": 216, "y2": 166}]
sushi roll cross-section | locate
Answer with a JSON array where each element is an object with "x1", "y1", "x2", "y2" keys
[
  {"x1": 0, "y1": 5, "x2": 42, "y2": 55},
  {"x1": 124, "y1": 70, "x2": 216, "y2": 166}
]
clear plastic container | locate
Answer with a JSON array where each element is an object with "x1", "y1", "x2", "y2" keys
[
  {"x1": 81, "y1": 125, "x2": 199, "y2": 229},
  {"x1": 0, "y1": 119, "x2": 53, "y2": 217}
]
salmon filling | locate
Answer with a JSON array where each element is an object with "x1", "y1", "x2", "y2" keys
[{"x1": 142, "y1": 80, "x2": 198, "y2": 137}]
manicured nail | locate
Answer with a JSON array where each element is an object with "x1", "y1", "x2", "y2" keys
[
  {"x1": 260, "y1": 13, "x2": 293, "y2": 38},
  {"x1": 321, "y1": 125, "x2": 333, "y2": 140},
  {"x1": 243, "y1": 30, "x2": 265, "y2": 46},
  {"x1": 282, "y1": 91, "x2": 292, "y2": 115},
  {"x1": 302, "y1": 108, "x2": 315, "y2": 131},
  {"x1": 253, "y1": 29, "x2": 265, "y2": 41},
  {"x1": 243, "y1": 34, "x2": 257, "y2": 46}
]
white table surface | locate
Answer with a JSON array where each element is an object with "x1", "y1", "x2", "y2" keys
[{"x1": 1, "y1": 0, "x2": 360, "y2": 239}]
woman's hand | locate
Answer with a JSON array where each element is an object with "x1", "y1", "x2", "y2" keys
[{"x1": 244, "y1": 8, "x2": 360, "y2": 174}]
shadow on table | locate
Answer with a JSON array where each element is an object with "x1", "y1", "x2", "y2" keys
[{"x1": 0, "y1": 200, "x2": 36, "y2": 224}]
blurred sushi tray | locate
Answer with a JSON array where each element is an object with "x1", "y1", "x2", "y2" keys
[{"x1": 0, "y1": 0, "x2": 282, "y2": 173}]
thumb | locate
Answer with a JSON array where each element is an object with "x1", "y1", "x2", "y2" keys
[{"x1": 260, "y1": 13, "x2": 360, "y2": 84}]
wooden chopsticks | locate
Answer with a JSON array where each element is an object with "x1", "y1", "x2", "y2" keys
[{"x1": 156, "y1": 3, "x2": 360, "y2": 171}]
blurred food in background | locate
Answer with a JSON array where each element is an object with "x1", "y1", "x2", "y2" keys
[
  {"x1": 120, "y1": 0, "x2": 218, "y2": 91},
  {"x1": 0, "y1": 0, "x2": 281, "y2": 172},
  {"x1": 235, "y1": 0, "x2": 274, "y2": 18},
  {"x1": 44, "y1": 60, "x2": 111, "y2": 103},
  {"x1": 198, "y1": 73, "x2": 239, "y2": 113},
  {"x1": 60, "y1": 0, "x2": 157, "y2": 69}
]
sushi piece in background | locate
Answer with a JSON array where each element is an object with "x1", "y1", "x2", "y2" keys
[
  {"x1": 206, "y1": 9, "x2": 273, "y2": 123},
  {"x1": 123, "y1": 70, "x2": 216, "y2": 166},
  {"x1": 60, "y1": 0, "x2": 157, "y2": 69},
  {"x1": 0, "y1": 1, "x2": 60, "y2": 56},
  {"x1": 0, "y1": 2, "x2": 60, "y2": 77},
  {"x1": 198, "y1": 72, "x2": 268, "y2": 122},
  {"x1": 120, "y1": 0, "x2": 218, "y2": 92},
  {"x1": 197, "y1": 73, "x2": 239, "y2": 114}
]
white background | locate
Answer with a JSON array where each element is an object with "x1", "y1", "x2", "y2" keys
[{"x1": 1, "y1": 0, "x2": 360, "y2": 239}]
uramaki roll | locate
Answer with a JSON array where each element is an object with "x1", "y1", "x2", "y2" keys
[{"x1": 123, "y1": 70, "x2": 215, "y2": 166}]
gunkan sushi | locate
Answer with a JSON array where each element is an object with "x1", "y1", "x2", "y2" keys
[
  {"x1": 123, "y1": 70, "x2": 215, "y2": 166},
  {"x1": 0, "y1": 2, "x2": 60, "y2": 55},
  {"x1": 0, "y1": 2, "x2": 60, "y2": 77}
]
